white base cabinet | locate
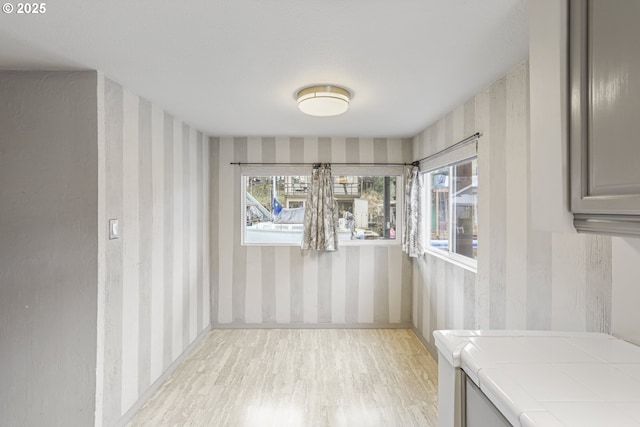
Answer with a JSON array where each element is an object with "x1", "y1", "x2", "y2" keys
[{"x1": 434, "y1": 330, "x2": 640, "y2": 426}]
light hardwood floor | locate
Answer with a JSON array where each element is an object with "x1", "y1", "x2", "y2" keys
[{"x1": 128, "y1": 329, "x2": 438, "y2": 427}]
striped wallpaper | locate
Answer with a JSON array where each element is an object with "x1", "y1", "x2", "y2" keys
[
  {"x1": 97, "y1": 76, "x2": 210, "y2": 427},
  {"x1": 210, "y1": 137, "x2": 414, "y2": 327},
  {"x1": 411, "y1": 61, "x2": 613, "y2": 355}
]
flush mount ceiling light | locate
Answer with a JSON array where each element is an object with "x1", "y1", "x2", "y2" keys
[{"x1": 296, "y1": 85, "x2": 351, "y2": 117}]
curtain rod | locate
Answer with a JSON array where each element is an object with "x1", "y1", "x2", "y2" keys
[
  {"x1": 229, "y1": 132, "x2": 480, "y2": 167},
  {"x1": 230, "y1": 161, "x2": 412, "y2": 166},
  {"x1": 413, "y1": 132, "x2": 481, "y2": 165}
]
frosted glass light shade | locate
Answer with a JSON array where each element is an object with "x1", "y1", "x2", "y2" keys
[{"x1": 296, "y1": 85, "x2": 351, "y2": 117}]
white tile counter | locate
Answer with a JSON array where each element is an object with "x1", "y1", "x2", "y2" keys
[{"x1": 434, "y1": 330, "x2": 640, "y2": 427}]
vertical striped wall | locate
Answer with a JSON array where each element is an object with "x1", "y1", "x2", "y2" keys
[
  {"x1": 98, "y1": 76, "x2": 210, "y2": 427},
  {"x1": 411, "y1": 62, "x2": 613, "y2": 355},
  {"x1": 210, "y1": 137, "x2": 413, "y2": 327}
]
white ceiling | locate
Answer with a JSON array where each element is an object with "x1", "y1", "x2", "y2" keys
[{"x1": 0, "y1": 0, "x2": 528, "y2": 138}]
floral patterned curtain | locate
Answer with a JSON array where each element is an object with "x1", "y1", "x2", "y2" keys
[
  {"x1": 302, "y1": 163, "x2": 339, "y2": 251},
  {"x1": 402, "y1": 165, "x2": 424, "y2": 257}
]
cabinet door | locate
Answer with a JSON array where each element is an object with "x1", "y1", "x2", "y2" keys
[
  {"x1": 465, "y1": 376, "x2": 511, "y2": 427},
  {"x1": 570, "y1": 0, "x2": 640, "y2": 236}
]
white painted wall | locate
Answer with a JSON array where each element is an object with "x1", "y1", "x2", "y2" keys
[{"x1": 529, "y1": 0, "x2": 574, "y2": 233}]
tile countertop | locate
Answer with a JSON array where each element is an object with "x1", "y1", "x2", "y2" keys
[{"x1": 433, "y1": 330, "x2": 640, "y2": 427}]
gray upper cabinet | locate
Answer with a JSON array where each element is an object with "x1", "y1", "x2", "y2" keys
[{"x1": 570, "y1": 0, "x2": 640, "y2": 237}]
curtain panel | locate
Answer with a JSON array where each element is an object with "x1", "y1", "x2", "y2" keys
[
  {"x1": 402, "y1": 165, "x2": 424, "y2": 257},
  {"x1": 302, "y1": 163, "x2": 339, "y2": 251}
]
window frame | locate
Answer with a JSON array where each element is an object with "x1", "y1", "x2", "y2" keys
[
  {"x1": 240, "y1": 165, "x2": 404, "y2": 247},
  {"x1": 421, "y1": 146, "x2": 478, "y2": 272}
]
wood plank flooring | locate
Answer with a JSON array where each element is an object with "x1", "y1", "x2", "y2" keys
[{"x1": 127, "y1": 329, "x2": 438, "y2": 427}]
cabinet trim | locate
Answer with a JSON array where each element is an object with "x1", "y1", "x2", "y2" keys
[
  {"x1": 569, "y1": 0, "x2": 589, "y2": 213},
  {"x1": 574, "y1": 213, "x2": 640, "y2": 237}
]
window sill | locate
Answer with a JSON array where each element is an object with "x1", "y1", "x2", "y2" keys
[
  {"x1": 242, "y1": 239, "x2": 401, "y2": 248},
  {"x1": 423, "y1": 248, "x2": 477, "y2": 273},
  {"x1": 336, "y1": 239, "x2": 400, "y2": 247}
]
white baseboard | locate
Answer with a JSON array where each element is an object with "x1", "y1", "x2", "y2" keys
[
  {"x1": 211, "y1": 322, "x2": 413, "y2": 329},
  {"x1": 114, "y1": 324, "x2": 212, "y2": 427},
  {"x1": 411, "y1": 325, "x2": 439, "y2": 360}
]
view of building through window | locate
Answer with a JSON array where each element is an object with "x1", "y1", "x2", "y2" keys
[
  {"x1": 428, "y1": 158, "x2": 478, "y2": 260},
  {"x1": 244, "y1": 174, "x2": 399, "y2": 244}
]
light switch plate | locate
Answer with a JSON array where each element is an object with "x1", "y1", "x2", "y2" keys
[{"x1": 109, "y1": 219, "x2": 119, "y2": 240}]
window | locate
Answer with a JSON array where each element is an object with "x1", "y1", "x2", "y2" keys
[
  {"x1": 426, "y1": 157, "x2": 477, "y2": 264},
  {"x1": 242, "y1": 173, "x2": 401, "y2": 245}
]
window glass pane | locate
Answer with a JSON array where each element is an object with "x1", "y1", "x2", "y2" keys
[
  {"x1": 430, "y1": 168, "x2": 450, "y2": 251},
  {"x1": 425, "y1": 156, "x2": 478, "y2": 263},
  {"x1": 452, "y1": 159, "x2": 478, "y2": 259},
  {"x1": 244, "y1": 174, "x2": 399, "y2": 245},
  {"x1": 245, "y1": 175, "x2": 305, "y2": 244},
  {"x1": 340, "y1": 176, "x2": 398, "y2": 240}
]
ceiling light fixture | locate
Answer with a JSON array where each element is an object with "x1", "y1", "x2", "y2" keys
[{"x1": 296, "y1": 85, "x2": 351, "y2": 117}]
